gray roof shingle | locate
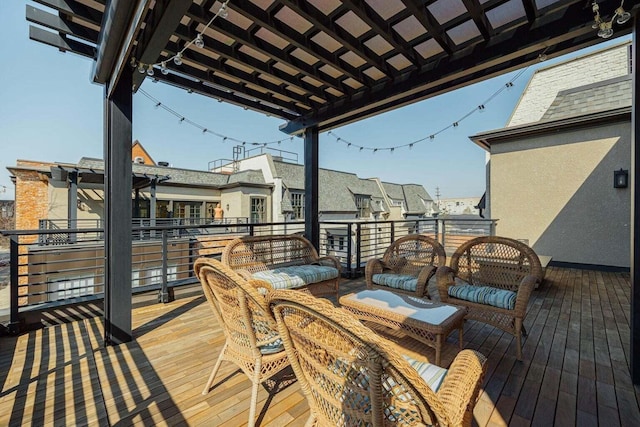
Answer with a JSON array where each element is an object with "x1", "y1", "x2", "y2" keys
[
  {"x1": 274, "y1": 160, "x2": 428, "y2": 214},
  {"x1": 77, "y1": 157, "x2": 262, "y2": 187},
  {"x1": 402, "y1": 184, "x2": 432, "y2": 214},
  {"x1": 542, "y1": 75, "x2": 631, "y2": 121}
]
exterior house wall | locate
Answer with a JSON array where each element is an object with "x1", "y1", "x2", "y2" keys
[
  {"x1": 508, "y1": 42, "x2": 629, "y2": 126},
  {"x1": 490, "y1": 121, "x2": 630, "y2": 268},
  {"x1": 223, "y1": 187, "x2": 272, "y2": 221},
  {"x1": 222, "y1": 155, "x2": 284, "y2": 221},
  {"x1": 131, "y1": 143, "x2": 155, "y2": 165},
  {"x1": 14, "y1": 164, "x2": 51, "y2": 236},
  {"x1": 438, "y1": 198, "x2": 481, "y2": 215}
]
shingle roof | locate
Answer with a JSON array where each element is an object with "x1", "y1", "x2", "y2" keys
[
  {"x1": 77, "y1": 157, "x2": 261, "y2": 187},
  {"x1": 382, "y1": 182, "x2": 405, "y2": 200},
  {"x1": 542, "y1": 75, "x2": 631, "y2": 121},
  {"x1": 403, "y1": 184, "x2": 433, "y2": 214},
  {"x1": 274, "y1": 160, "x2": 428, "y2": 214},
  {"x1": 226, "y1": 170, "x2": 266, "y2": 185}
]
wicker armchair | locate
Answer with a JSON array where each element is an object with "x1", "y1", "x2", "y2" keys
[
  {"x1": 194, "y1": 258, "x2": 290, "y2": 427},
  {"x1": 436, "y1": 236, "x2": 543, "y2": 360},
  {"x1": 365, "y1": 234, "x2": 446, "y2": 297},
  {"x1": 267, "y1": 289, "x2": 487, "y2": 427}
]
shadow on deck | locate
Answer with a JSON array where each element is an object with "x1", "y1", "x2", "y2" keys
[{"x1": 1, "y1": 267, "x2": 639, "y2": 426}]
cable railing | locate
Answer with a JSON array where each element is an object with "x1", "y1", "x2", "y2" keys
[{"x1": 0, "y1": 217, "x2": 497, "y2": 333}]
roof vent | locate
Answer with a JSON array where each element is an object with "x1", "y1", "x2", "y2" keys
[
  {"x1": 134, "y1": 156, "x2": 145, "y2": 164},
  {"x1": 158, "y1": 161, "x2": 170, "y2": 167}
]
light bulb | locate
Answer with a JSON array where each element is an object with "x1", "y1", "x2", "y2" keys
[
  {"x1": 174, "y1": 53, "x2": 183, "y2": 66},
  {"x1": 147, "y1": 66, "x2": 154, "y2": 76},
  {"x1": 137, "y1": 64, "x2": 146, "y2": 74},
  {"x1": 160, "y1": 61, "x2": 169, "y2": 75},
  {"x1": 615, "y1": 8, "x2": 631, "y2": 24},
  {"x1": 219, "y1": 4, "x2": 228, "y2": 18},
  {"x1": 598, "y1": 22, "x2": 613, "y2": 38},
  {"x1": 194, "y1": 34, "x2": 204, "y2": 48}
]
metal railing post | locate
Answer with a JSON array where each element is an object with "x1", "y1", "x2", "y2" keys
[
  {"x1": 158, "y1": 230, "x2": 171, "y2": 303},
  {"x1": 390, "y1": 221, "x2": 395, "y2": 243},
  {"x1": 9, "y1": 236, "x2": 20, "y2": 334},
  {"x1": 346, "y1": 223, "x2": 353, "y2": 278},
  {"x1": 440, "y1": 219, "x2": 446, "y2": 248},
  {"x1": 356, "y1": 223, "x2": 362, "y2": 276}
]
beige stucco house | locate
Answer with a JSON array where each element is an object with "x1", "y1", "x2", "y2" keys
[{"x1": 470, "y1": 41, "x2": 631, "y2": 269}]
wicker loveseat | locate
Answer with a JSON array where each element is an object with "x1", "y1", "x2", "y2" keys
[
  {"x1": 436, "y1": 236, "x2": 543, "y2": 360},
  {"x1": 221, "y1": 234, "x2": 341, "y2": 298},
  {"x1": 365, "y1": 234, "x2": 446, "y2": 297}
]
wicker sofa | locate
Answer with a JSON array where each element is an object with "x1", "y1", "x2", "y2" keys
[
  {"x1": 436, "y1": 236, "x2": 543, "y2": 360},
  {"x1": 221, "y1": 234, "x2": 341, "y2": 298}
]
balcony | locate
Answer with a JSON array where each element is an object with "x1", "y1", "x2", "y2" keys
[
  {"x1": 1, "y1": 266, "x2": 638, "y2": 425},
  {"x1": 1, "y1": 219, "x2": 638, "y2": 425}
]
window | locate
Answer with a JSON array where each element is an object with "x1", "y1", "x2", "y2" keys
[
  {"x1": 174, "y1": 201, "x2": 202, "y2": 219},
  {"x1": 133, "y1": 199, "x2": 150, "y2": 218},
  {"x1": 251, "y1": 197, "x2": 266, "y2": 223},
  {"x1": 291, "y1": 192, "x2": 304, "y2": 220},
  {"x1": 355, "y1": 195, "x2": 371, "y2": 218},
  {"x1": 338, "y1": 236, "x2": 345, "y2": 251},
  {"x1": 156, "y1": 200, "x2": 171, "y2": 218},
  {"x1": 49, "y1": 277, "x2": 95, "y2": 301},
  {"x1": 328, "y1": 235, "x2": 335, "y2": 250}
]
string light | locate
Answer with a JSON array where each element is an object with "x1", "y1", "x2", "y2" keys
[
  {"x1": 132, "y1": 1, "x2": 230, "y2": 74},
  {"x1": 592, "y1": 1, "x2": 630, "y2": 39},
  {"x1": 138, "y1": 88, "x2": 298, "y2": 147},
  {"x1": 139, "y1": 59, "x2": 531, "y2": 155},
  {"x1": 326, "y1": 66, "x2": 530, "y2": 153}
]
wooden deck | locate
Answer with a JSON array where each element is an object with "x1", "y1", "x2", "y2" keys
[{"x1": 1, "y1": 267, "x2": 640, "y2": 426}]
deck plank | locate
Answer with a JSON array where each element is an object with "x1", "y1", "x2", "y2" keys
[{"x1": 1, "y1": 268, "x2": 639, "y2": 426}]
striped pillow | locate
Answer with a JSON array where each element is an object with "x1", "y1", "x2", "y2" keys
[
  {"x1": 448, "y1": 283, "x2": 516, "y2": 310},
  {"x1": 253, "y1": 265, "x2": 339, "y2": 290},
  {"x1": 372, "y1": 273, "x2": 419, "y2": 292}
]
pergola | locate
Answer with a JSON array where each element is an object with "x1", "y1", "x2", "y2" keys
[{"x1": 26, "y1": 0, "x2": 640, "y2": 382}]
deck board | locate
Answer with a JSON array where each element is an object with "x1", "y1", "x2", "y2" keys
[{"x1": 1, "y1": 267, "x2": 639, "y2": 426}]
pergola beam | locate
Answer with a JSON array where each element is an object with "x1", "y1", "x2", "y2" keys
[
  {"x1": 342, "y1": 0, "x2": 421, "y2": 68},
  {"x1": 280, "y1": 0, "x2": 394, "y2": 78},
  {"x1": 161, "y1": 42, "x2": 313, "y2": 107},
  {"x1": 230, "y1": 0, "x2": 368, "y2": 83},
  {"x1": 151, "y1": 72, "x2": 300, "y2": 120},
  {"x1": 29, "y1": 25, "x2": 95, "y2": 58},
  {"x1": 170, "y1": 24, "x2": 328, "y2": 101},
  {"x1": 32, "y1": 0, "x2": 103, "y2": 27},
  {"x1": 26, "y1": 5, "x2": 99, "y2": 44},
  {"x1": 131, "y1": 0, "x2": 193, "y2": 91},
  {"x1": 191, "y1": 1, "x2": 345, "y2": 93},
  {"x1": 281, "y1": 1, "x2": 627, "y2": 134}
]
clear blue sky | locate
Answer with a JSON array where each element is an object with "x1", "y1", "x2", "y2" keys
[{"x1": 0, "y1": 1, "x2": 629, "y2": 201}]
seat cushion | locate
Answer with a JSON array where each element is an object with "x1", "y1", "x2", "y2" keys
[
  {"x1": 448, "y1": 283, "x2": 517, "y2": 310},
  {"x1": 252, "y1": 265, "x2": 339, "y2": 290},
  {"x1": 372, "y1": 273, "x2": 419, "y2": 293},
  {"x1": 403, "y1": 355, "x2": 447, "y2": 392}
]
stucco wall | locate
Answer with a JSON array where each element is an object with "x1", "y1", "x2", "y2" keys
[
  {"x1": 490, "y1": 120, "x2": 630, "y2": 268},
  {"x1": 508, "y1": 42, "x2": 630, "y2": 126}
]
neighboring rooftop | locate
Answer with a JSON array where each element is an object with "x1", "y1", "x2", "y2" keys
[{"x1": 541, "y1": 75, "x2": 631, "y2": 121}]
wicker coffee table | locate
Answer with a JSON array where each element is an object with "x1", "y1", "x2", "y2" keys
[{"x1": 339, "y1": 289, "x2": 467, "y2": 366}]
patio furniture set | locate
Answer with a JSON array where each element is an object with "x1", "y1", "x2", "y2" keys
[{"x1": 195, "y1": 233, "x2": 544, "y2": 426}]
